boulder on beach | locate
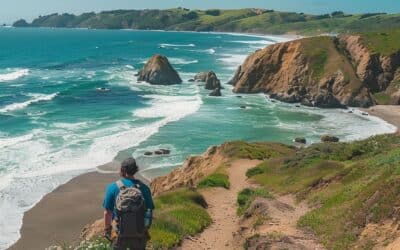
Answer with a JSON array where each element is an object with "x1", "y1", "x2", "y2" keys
[
  {"x1": 321, "y1": 135, "x2": 340, "y2": 143},
  {"x1": 137, "y1": 55, "x2": 182, "y2": 85},
  {"x1": 209, "y1": 88, "x2": 222, "y2": 96},
  {"x1": 294, "y1": 137, "x2": 307, "y2": 144}
]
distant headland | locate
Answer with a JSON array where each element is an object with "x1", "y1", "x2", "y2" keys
[{"x1": 12, "y1": 8, "x2": 400, "y2": 35}]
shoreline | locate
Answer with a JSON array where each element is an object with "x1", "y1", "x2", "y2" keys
[
  {"x1": 8, "y1": 106, "x2": 400, "y2": 250},
  {"x1": 361, "y1": 105, "x2": 400, "y2": 134}
]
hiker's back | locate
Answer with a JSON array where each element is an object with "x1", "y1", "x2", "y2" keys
[{"x1": 115, "y1": 180, "x2": 146, "y2": 238}]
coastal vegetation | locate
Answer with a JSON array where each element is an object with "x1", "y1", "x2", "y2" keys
[
  {"x1": 148, "y1": 189, "x2": 211, "y2": 249},
  {"x1": 237, "y1": 188, "x2": 273, "y2": 215},
  {"x1": 245, "y1": 134, "x2": 400, "y2": 249},
  {"x1": 197, "y1": 164, "x2": 230, "y2": 189},
  {"x1": 13, "y1": 8, "x2": 400, "y2": 35}
]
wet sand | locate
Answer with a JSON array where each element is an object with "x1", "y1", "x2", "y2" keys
[{"x1": 361, "y1": 105, "x2": 400, "y2": 133}]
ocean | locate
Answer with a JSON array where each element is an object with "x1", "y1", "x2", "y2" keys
[{"x1": 0, "y1": 27, "x2": 396, "y2": 249}]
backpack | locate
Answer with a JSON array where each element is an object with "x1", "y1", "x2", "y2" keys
[{"x1": 115, "y1": 180, "x2": 146, "y2": 238}]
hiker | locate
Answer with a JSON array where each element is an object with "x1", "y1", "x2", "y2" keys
[{"x1": 103, "y1": 157, "x2": 155, "y2": 250}]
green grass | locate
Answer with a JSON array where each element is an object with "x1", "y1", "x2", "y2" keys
[
  {"x1": 359, "y1": 29, "x2": 400, "y2": 55},
  {"x1": 374, "y1": 92, "x2": 392, "y2": 105},
  {"x1": 221, "y1": 141, "x2": 294, "y2": 160},
  {"x1": 237, "y1": 188, "x2": 273, "y2": 215},
  {"x1": 198, "y1": 165, "x2": 230, "y2": 189},
  {"x1": 148, "y1": 189, "x2": 211, "y2": 249},
  {"x1": 247, "y1": 134, "x2": 400, "y2": 249}
]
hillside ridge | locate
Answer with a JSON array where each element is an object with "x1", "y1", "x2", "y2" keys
[{"x1": 13, "y1": 8, "x2": 400, "y2": 35}]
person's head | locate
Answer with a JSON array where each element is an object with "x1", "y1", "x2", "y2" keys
[{"x1": 120, "y1": 157, "x2": 139, "y2": 178}]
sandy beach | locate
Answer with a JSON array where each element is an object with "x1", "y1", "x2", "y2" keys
[
  {"x1": 361, "y1": 105, "x2": 400, "y2": 133},
  {"x1": 8, "y1": 105, "x2": 400, "y2": 250}
]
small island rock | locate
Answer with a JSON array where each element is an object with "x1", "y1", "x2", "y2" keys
[{"x1": 137, "y1": 54, "x2": 182, "y2": 85}]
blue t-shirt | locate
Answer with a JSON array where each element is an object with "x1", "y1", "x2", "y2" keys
[{"x1": 103, "y1": 178, "x2": 155, "y2": 215}]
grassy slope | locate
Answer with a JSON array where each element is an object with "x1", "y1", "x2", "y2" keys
[
  {"x1": 16, "y1": 9, "x2": 400, "y2": 35},
  {"x1": 198, "y1": 163, "x2": 230, "y2": 189},
  {"x1": 246, "y1": 134, "x2": 400, "y2": 249}
]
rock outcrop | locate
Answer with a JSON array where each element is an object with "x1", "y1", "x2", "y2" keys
[
  {"x1": 194, "y1": 71, "x2": 222, "y2": 90},
  {"x1": 339, "y1": 34, "x2": 400, "y2": 105},
  {"x1": 137, "y1": 55, "x2": 182, "y2": 85},
  {"x1": 229, "y1": 35, "x2": 400, "y2": 108},
  {"x1": 209, "y1": 88, "x2": 222, "y2": 96},
  {"x1": 321, "y1": 135, "x2": 340, "y2": 143},
  {"x1": 151, "y1": 145, "x2": 226, "y2": 196}
]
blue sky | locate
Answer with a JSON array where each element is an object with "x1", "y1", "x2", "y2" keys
[{"x1": 1, "y1": 0, "x2": 400, "y2": 24}]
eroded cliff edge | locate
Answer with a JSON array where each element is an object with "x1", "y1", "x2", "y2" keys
[{"x1": 229, "y1": 32, "x2": 400, "y2": 108}]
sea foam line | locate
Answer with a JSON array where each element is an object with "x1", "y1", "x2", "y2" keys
[
  {"x1": 0, "y1": 69, "x2": 29, "y2": 82},
  {"x1": 0, "y1": 93, "x2": 58, "y2": 113}
]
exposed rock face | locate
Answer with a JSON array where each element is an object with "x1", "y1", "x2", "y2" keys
[
  {"x1": 230, "y1": 36, "x2": 400, "y2": 108},
  {"x1": 137, "y1": 55, "x2": 182, "y2": 85},
  {"x1": 209, "y1": 88, "x2": 222, "y2": 96},
  {"x1": 205, "y1": 72, "x2": 221, "y2": 90},
  {"x1": 194, "y1": 71, "x2": 222, "y2": 90},
  {"x1": 194, "y1": 72, "x2": 209, "y2": 82},
  {"x1": 151, "y1": 144, "x2": 227, "y2": 196}
]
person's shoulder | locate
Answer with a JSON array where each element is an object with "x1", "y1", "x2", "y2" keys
[
  {"x1": 106, "y1": 181, "x2": 119, "y2": 193},
  {"x1": 136, "y1": 180, "x2": 151, "y2": 191}
]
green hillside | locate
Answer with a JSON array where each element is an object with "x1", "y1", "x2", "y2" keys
[
  {"x1": 13, "y1": 8, "x2": 400, "y2": 35},
  {"x1": 246, "y1": 134, "x2": 400, "y2": 249}
]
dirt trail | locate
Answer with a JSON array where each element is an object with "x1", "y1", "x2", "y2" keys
[{"x1": 179, "y1": 159, "x2": 325, "y2": 250}]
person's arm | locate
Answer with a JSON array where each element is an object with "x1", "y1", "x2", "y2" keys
[
  {"x1": 102, "y1": 184, "x2": 116, "y2": 240},
  {"x1": 104, "y1": 210, "x2": 113, "y2": 240}
]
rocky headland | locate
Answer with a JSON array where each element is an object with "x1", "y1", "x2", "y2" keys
[{"x1": 229, "y1": 32, "x2": 400, "y2": 108}]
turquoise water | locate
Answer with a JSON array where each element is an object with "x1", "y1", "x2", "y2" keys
[{"x1": 0, "y1": 28, "x2": 396, "y2": 249}]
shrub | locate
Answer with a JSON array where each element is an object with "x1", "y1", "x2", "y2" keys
[{"x1": 237, "y1": 188, "x2": 273, "y2": 215}]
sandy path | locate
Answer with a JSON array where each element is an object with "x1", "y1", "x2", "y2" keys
[
  {"x1": 179, "y1": 159, "x2": 261, "y2": 250},
  {"x1": 180, "y1": 159, "x2": 324, "y2": 250},
  {"x1": 256, "y1": 195, "x2": 326, "y2": 249}
]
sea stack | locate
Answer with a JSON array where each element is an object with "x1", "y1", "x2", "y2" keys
[
  {"x1": 194, "y1": 71, "x2": 222, "y2": 90},
  {"x1": 138, "y1": 54, "x2": 182, "y2": 85}
]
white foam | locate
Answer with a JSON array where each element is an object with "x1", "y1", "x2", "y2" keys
[
  {"x1": 169, "y1": 58, "x2": 199, "y2": 65},
  {"x1": 232, "y1": 40, "x2": 274, "y2": 45},
  {"x1": 52, "y1": 122, "x2": 90, "y2": 130},
  {"x1": 160, "y1": 43, "x2": 195, "y2": 48},
  {"x1": 217, "y1": 54, "x2": 248, "y2": 70},
  {"x1": 0, "y1": 93, "x2": 58, "y2": 113},
  {"x1": 207, "y1": 48, "x2": 216, "y2": 54},
  {"x1": 134, "y1": 94, "x2": 202, "y2": 119},
  {"x1": 0, "y1": 69, "x2": 29, "y2": 82}
]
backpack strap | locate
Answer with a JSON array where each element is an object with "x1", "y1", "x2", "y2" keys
[{"x1": 116, "y1": 180, "x2": 125, "y2": 190}]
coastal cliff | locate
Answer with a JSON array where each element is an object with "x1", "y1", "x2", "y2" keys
[{"x1": 230, "y1": 31, "x2": 400, "y2": 108}]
